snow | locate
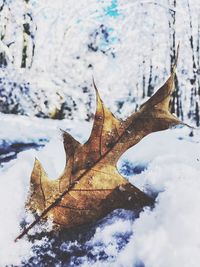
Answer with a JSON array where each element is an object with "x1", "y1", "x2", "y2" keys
[
  {"x1": 0, "y1": 114, "x2": 89, "y2": 265},
  {"x1": 0, "y1": 111, "x2": 200, "y2": 266},
  {"x1": 0, "y1": 150, "x2": 33, "y2": 266},
  {"x1": 0, "y1": 113, "x2": 90, "y2": 143},
  {"x1": 0, "y1": 0, "x2": 200, "y2": 266},
  {"x1": 116, "y1": 129, "x2": 200, "y2": 267},
  {"x1": 1, "y1": 0, "x2": 200, "y2": 122}
]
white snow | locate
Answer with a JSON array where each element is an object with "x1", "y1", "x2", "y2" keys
[
  {"x1": 0, "y1": 150, "x2": 34, "y2": 266},
  {"x1": 0, "y1": 111, "x2": 200, "y2": 266},
  {"x1": 1, "y1": 0, "x2": 200, "y2": 121},
  {"x1": 0, "y1": 113, "x2": 90, "y2": 266},
  {"x1": 0, "y1": 0, "x2": 200, "y2": 266}
]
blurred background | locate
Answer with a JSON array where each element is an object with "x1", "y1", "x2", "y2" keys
[{"x1": 0, "y1": 0, "x2": 199, "y2": 124}]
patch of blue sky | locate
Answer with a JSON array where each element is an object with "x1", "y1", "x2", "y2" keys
[
  {"x1": 96, "y1": 0, "x2": 120, "y2": 18},
  {"x1": 105, "y1": 0, "x2": 120, "y2": 17}
]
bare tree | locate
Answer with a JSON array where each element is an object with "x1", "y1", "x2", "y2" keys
[
  {"x1": 21, "y1": 0, "x2": 36, "y2": 68},
  {"x1": 167, "y1": 0, "x2": 183, "y2": 120}
]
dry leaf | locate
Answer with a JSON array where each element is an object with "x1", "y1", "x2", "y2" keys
[
  {"x1": 15, "y1": 57, "x2": 187, "y2": 242},
  {"x1": 26, "y1": 68, "x2": 183, "y2": 230}
]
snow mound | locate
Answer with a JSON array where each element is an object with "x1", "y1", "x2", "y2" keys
[{"x1": 0, "y1": 112, "x2": 200, "y2": 266}]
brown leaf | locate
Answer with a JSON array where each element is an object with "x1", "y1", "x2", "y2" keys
[{"x1": 15, "y1": 64, "x2": 185, "y2": 241}]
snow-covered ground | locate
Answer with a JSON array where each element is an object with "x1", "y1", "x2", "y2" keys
[{"x1": 0, "y1": 113, "x2": 200, "y2": 267}]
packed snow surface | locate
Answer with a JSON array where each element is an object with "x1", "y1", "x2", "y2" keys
[{"x1": 0, "y1": 113, "x2": 200, "y2": 267}]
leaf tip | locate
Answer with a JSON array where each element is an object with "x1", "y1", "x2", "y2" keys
[{"x1": 92, "y1": 77, "x2": 102, "y2": 104}]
